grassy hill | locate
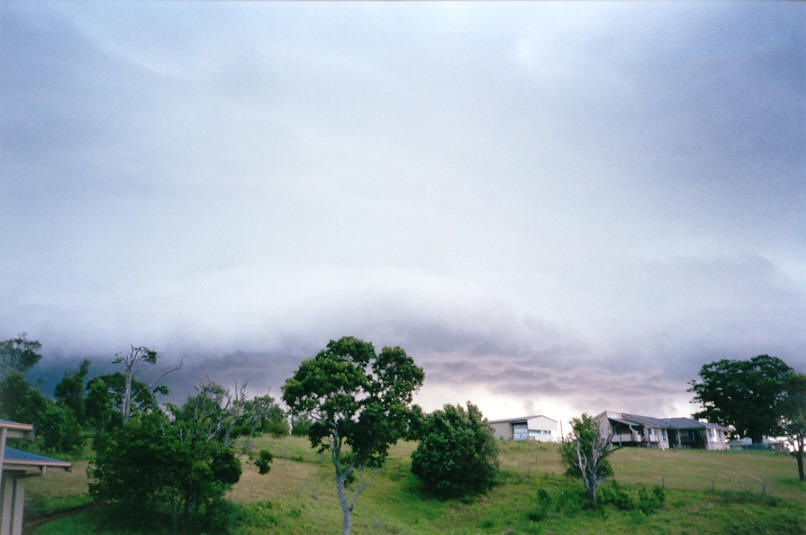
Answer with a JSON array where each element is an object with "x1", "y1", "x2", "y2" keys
[{"x1": 29, "y1": 436, "x2": 805, "y2": 535}]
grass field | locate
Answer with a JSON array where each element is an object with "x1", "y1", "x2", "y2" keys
[{"x1": 29, "y1": 436, "x2": 805, "y2": 535}]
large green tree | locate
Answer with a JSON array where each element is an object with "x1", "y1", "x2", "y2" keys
[
  {"x1": 688, "y1": 355, "x2": 795, "y2": 445},
  {"x1": 282, "y1": 336, "x2": 424, "y2": 535},
  {"x1": 410, "y1": 402, "x2": 498, "y2": 499},
  {"x1": 54, "y1": 359, "x2": 91, "y2": 421}
]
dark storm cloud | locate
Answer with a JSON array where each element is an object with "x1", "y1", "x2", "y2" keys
[{"x1": 2, "y1": 3, "x2": 805, "y2": 420}]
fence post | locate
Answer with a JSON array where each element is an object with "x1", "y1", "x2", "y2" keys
[
  {"x1": 762, "y1": 482, "x2": 766, "y2": 495},
  {"x1": 711, "y1": 479, "x2": 714, "y2": 491},
  {"x1": 662, "y1": 476, "x2": 665, "y2": 489}
]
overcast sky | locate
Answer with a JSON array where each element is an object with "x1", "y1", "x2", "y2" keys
[{"x1": 2, "y1": 2, "x2": 804, "y2": 424}]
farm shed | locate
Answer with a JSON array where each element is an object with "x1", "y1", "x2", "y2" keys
[
  {"x1": 489, "y1": 415, "x2": 558, "y2": 442},
  {"x1": 0, "y1": 419, "x2": 71, "y2": 535}
]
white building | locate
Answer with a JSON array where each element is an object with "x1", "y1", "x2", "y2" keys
[{"x1": 488, "y1": 415, "x2": 558, "y2": 442}]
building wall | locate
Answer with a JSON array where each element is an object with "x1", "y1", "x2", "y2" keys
[
  {"x1": 526, "y1": 416, "x2": 558, "y2": 442},
  {"x1": 490, "y1": 421, "x2": 512, "y2": 440},
  {"x1": 705, "y1": 428, "x2": 727, "y2": 450}
]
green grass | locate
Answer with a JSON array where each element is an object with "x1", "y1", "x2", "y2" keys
[{"x1": 31, "y1": 437, "x2": 805, "y2": 534}]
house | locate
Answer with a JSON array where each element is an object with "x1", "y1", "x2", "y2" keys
[
  {"x1": 594, "y1": 411, "x2": 728, "y2": 450},
  {"x1": 489, "y1": 415, "x2": 558, "y2": 442},
  {"x1": 0, "y1": 419, "x2": 71, "y2": 535}
]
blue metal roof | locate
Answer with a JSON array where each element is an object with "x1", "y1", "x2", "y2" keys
[{"x1": 3, "y1": 447, "x2": 71, "y2": 467}]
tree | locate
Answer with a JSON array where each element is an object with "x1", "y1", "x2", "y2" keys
[
  {"x1": 85, "y1": 372, "x2": 163, "y2": 430},
  {"x1": 54, "y1": 359, "x2": 91, "y2": 421},
  {"x1": 0, "y1": 370, "x2": 83, "y2": 452},
  {"x1": 89, "y1": 411, "x2": 242, "y2": 532},
  {"x1": 0, "y1": 371, "x2": 49, "y2": 425},
  {"x1": 560, "y1": 413, "x2": 617, "y2": 508},
  {"x1": 410, "y1": 402, "x2": 498, "y2": 499},
  {"x1": 112, "y1": 345, "x2": 183, "y2": 423},
  {"x1": 688, "y1": 355, "x2": 795, "y2": 445},
  {"x1": 90, "y1": 379, "x2": 270, "y2": 532},
  {"x1": 282, "y1": 336, "x2": 424, "y2": 535},
  {"x1": 37, "y1": 403, "x2": 83, "y2": 452},
  {"x1": 84, "y1": 376, "x2": 122, "y2": 432},
  {"x1": 782, "y1": 373, "x2": 806, "y2": 481},
  {"x1": 291, "y1": 413, "x2": 313, "y2": 436},
  {"x1": 0, "y1": 334, "x2": 42, "y2": 377},
  {"x1": 237, "y1": 394, "x2": 288, "y2": 438}
]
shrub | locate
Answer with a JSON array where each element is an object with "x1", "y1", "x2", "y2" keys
[
  {"x1": 598, "y1": 481, "x2": 634, "y2": 510},
  {"x1": 38, "y1": 404, "x2": 84, "y2": 452},
  {"x1": 89, "y1": 411, "x2": 243, "y2": 531},
  {"x1": 410, "y1": 402, "x2": 499, "y2": 499}
]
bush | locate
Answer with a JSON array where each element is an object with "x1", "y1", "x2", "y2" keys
[
  {"x1": 89, "y1": 411, "x2": 243, "y2": 531},
  {"x1": 637, "y1": 485, "x2": 666, "y2": 513},
  {"x1": 598, "y1": 481, "x2": 634, "y2": 510},
  {"x1": 38, "y1": 404, "x2": 84, "y2": 452},
  {"x1": 527, "y1": 489, "x2": 552, "y2": 522},
  {"x1": 410, "y1": 402, "x2": 499, "y2": 499},
  {"x1": 597, "y1": 481, "x2": 665, "y2": 514}
]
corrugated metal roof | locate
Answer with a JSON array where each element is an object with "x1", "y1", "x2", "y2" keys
[
  {"x1": 623, "y1": 413, "x2": 671, "y2": 428},
  {"x1": 609, "y1": 417, "x2": 642, "y2": 427},
  {"x1": 662, "y1": 417, "x2": 705, "y2": 430},
  {"x1": 488, "y1": 414, "x2": 557, "y2": 424},
  {"x1": 3, "y1": 447, "x2": 71, "y2": 468}
]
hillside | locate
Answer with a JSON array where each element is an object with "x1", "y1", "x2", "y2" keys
[{"x1": 30, "y1": 436, "x2": 805, "y2": 535}]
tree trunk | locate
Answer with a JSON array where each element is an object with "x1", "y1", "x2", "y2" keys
[
  {"x1": 750, "y1": 429, "x2": 763, "y2": 447},
  {"x1": 336, "y1": 472, "x2": 352, "y2": 535},
  {"x1": 797, "y1": 440, "x2": 805, "y2": 482}
]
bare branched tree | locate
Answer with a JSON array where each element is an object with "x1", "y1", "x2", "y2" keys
[
  {"x1": 113, "y1": 345, "x2": 184, "y2": 423},
  {"x1": 561, "y1": 413, "x2": 621, "y2": 507}
]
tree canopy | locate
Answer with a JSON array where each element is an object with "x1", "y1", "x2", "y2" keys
[
  {"x1": 282, "y1": 336, "x2": 424, "y2": 535},
  {"x1": 410, "y1": 402, "x2": 498, "y2": 499},
  {"x1": 0, "y1": 334, "x2": 42, "y2": 376},
  {"x1": 688, "y1": 355, "x2": 795, "y2": 445}
]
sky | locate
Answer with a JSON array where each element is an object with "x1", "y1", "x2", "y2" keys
[{"x1": 1, "y1": 2, "x2": 804, "y2": 426}]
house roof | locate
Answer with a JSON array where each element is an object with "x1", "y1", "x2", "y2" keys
[
  {"x1": 609, "y1": 412, "x2": 728, "y2": 432},
  {"x1": 662, "y1": 417, "x2": 729, "y2": 431},
  {"x1": 623, "y1": 413, "x2": 671, "y2": 428},
  {"x1": 3, "y1": 447, "x2": 71, "y2": 471},
  {"x1": 488, "y1": 415, "x2": 557, "y2": 424},
  {"x1": 662, "y1": 417, "x2": 705, "y2": 430},
  {"x1": 608, "y1": 417, "x2": 643, "y2": 428}
]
